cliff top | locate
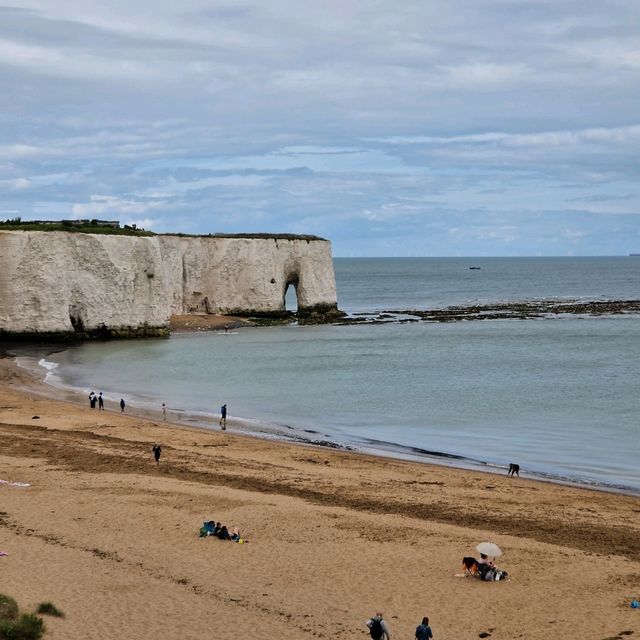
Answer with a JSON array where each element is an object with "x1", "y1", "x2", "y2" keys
[
  {"x1": 162, "y1": 232, "x2": 327, "y2": 241},
  {"x1": 0, "y1": 219, "x2": 152, "y2": 236},
  {"x1": 0, "y1": 220, "x2": 326, "y2": 241}
]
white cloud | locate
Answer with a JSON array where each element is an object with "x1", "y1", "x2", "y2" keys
[
  {"x1": 442, "y1": 62, "x2": 530, "y2": 88},
  {"x1": 563, "y1": 39, "x2": 640, "y2": 70},
  {"x1": 71, "y1": 195, "x2": 165, "y2": 217},
  {"x1": 370, "y1": 125, "x2": 640, "y2": 148},
  {"x1": 7, "y1": 178, "x2": 31, "y2": 190},
  {"x1": 0, "y1": 37, "x2": 159, "y2": 81},
  {"x1": 0, "y1": 143, "x2": 61, "y2": 159}
]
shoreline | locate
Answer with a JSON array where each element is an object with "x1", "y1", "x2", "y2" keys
[
  {"x1": 10, "y1": 345, "x2": 640, "y2": 498},
  {"x1": 1, "y1": 353, "x2": 640, "y2": 639},
  {"x1": 5, "y1": 349, "x2": 640, "y2": 508}
]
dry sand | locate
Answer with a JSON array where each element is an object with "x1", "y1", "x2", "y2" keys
[{"x1": 0, "y1": 355, "x2": 639, "y2": 640}]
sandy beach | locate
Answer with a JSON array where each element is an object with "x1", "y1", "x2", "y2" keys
[{"x1": 1, "y1": 355, "x2": 639, "y2": 640}]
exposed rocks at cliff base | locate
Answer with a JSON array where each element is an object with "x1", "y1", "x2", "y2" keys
[{"x1": 336, "y1": 299, "x2": 640, "y2": 325}]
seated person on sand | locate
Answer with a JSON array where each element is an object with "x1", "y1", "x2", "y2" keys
[
  {"x1": 216, "y1": 525, "x2": 241, "y2": 541},
  {"x1": 477, "y1": 555, "x2": 507, "y2": 581},
  {"x1": 461, "y1": 555, "x2": 506, "y2": 580},
  {"x1": 477, "y1": 553, "x2": 495, "y2": 568}
]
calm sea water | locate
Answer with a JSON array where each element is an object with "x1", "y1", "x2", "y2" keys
[{"x1": 43, "y1": 257, "x2": 640, "y2": 492}]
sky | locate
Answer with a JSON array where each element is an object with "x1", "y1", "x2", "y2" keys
[{"x1": 1, "y1": 1, "x2": 639, "y2": 256}]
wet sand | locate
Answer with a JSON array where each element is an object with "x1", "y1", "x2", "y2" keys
[
  {"x1": 169, "y1": 314, "x2": 255, "y2": 332},
  {"x1": 1, "y1": 356, "x2": 639, "y2": 640}
]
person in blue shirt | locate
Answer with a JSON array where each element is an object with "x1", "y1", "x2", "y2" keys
[{"x1": 415, "y1": 616, "x2": 433, "y2": 640}]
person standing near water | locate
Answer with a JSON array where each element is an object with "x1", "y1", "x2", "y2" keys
[
  {"x1": 152, "y1": 444, "x2": 161, "y2": 465},
  {"x1": 98, "y1": 392, "x2": 104, "y2": 410},
  {"x1": 120, "y1": 398, "x2": 125, "y2": 413},
  {"x1": 220, "y1": 404, "x2": 227, "y2": 430},
  {"x1": 162, "y1": 403, "x2": 167, "y2": 421}
]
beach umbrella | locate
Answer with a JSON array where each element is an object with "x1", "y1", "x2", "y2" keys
[{"x1": 476, "y1": 542, "x2": 502, "y2": 557}]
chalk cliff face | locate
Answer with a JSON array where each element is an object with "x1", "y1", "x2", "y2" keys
[{"x1": 0, "y1": 231, "x2": 339, "y2": 337}]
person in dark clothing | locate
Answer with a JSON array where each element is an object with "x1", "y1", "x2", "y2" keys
[
  {"x1": 98, "y1": 392, "x2": 104, "y2": 410},
  {"x1": 152, "y1": 444, "x2": 161, "y2": 465},
  {"x1": 216, "y1": 525, "x2": 230, "y2": 540},
  {"x1": 366, "y1": 612, "x2": 390, "y2": 640},
  {"x1": 120, "y1": 398, "x2": 125, "y2": 413},
  {"x1": 415, "y1": 616, "x2": 433, "y2": 640},
  {"x1": 89, "y1": 392, "x2": 96, "y2": 409},
  {"x1": 219, "y1": 404, "x2": 227, "y2": 430}
]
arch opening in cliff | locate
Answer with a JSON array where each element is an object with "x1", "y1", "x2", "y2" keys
[{"x1": 284, "y1": 278, "x2": 299, "y2": 313}]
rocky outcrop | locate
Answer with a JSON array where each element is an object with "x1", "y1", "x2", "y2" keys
[{"x1": 0, "y1": 231, "x2": 339, "y2": 338}]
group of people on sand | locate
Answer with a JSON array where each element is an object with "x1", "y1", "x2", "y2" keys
[
  {"x1": 461, "y1": 553, "x2": 508, "y2": 581},
  {"x1": 199, "y1": 520, "x2": 244, "y2": 542},
  {"x1": 88, "y1": 391, "x2": 126, "y2": 413},
  {"x1": 88, "y1": 391, "x2": 104, "y2": 410},
  {"x1": 84, "y1": 395, "x2": 225, "y2": 469},
  {"x1": 87, "y1": 393, "x2": 225, "y2": 430},
  {"x1": 366, "y1": 611, "x2": 434, "y2": 640}
]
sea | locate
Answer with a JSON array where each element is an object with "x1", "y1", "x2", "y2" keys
[{"x1": 33, "y1": 257, "x2": 640, "y2": 493}]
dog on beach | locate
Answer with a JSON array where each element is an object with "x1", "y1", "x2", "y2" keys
[
  {"x1": 508, "y1": 463, "x2": 520, "y2": 477},
  {"x1": 461, "y1": 556, "x2": 479, "y2": 576}
]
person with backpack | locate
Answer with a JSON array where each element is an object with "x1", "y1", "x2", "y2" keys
[
  {"x1": 365, "y1": 612, "x2": 390, "y2": 640},
  {"x1": 415, "y1": 616, "x2": 433, "y2": 640}
]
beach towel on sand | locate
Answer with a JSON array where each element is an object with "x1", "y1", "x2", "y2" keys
[
  {"x1": 0, "y1": 480, "x2": 31, "y2": 487},
  {"x1": 200, "y1": 521, "x2": 216, "y2": 537}
]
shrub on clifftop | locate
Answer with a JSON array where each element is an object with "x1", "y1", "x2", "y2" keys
[
  {"x1": 0, "y1": 595, "x2": 45, "y2": 640},
  {"x1": 0, "y1": 613, "x2": 44, "y2": 640},
  {"x1": 0, "y1": 596, "x2": 18, "y2": 621},
  {"x1": 35, "y1": 603, "x2": 63, "y2": 618}
]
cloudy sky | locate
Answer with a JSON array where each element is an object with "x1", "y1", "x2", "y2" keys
[{"x1": 1, "y1": 1, "x2": 639, "y2": 255}]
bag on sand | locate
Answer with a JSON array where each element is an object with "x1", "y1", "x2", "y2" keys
[{"x1": 369, "y1": 618, "x2": 383, "y2": 640}]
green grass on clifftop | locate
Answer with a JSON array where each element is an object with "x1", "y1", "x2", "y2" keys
[{"x1": 0, "y1": 220, "x2": 153, "y2": 236}]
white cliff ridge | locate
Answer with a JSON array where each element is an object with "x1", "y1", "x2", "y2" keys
[{"x1": 0, "y1": 231, "x2": 339, "y2": 337}]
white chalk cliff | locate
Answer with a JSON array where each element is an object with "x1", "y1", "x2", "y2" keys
[{"x1": 0, "y1": 231, "x2": 339, "y2": 336}]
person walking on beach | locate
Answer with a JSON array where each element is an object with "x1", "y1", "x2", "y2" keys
[
  {"x1": 415, "y1": 616, "x2": 433, "y2": 640},
  {"x1": 162, "y1": 403, "x2": 167, "y2": 421},
  {"x1": 89, "y1": 391, "x2": 96, "y2": 409},
  {"x1": 120, "y1": 398, "x2": 125, "y2": 413},
  {"x1": 366, "y1": 612, "x2": 390, "y2": 640},
  {"x1": 220, "y1": 404, "x2": 227, "y2": 430},
  {"x1": 98, "y1": 392, "x2": 104, "y2": 410},
  {"x1": 152, "y1": 444, "x2": 162, "y2": 465}
]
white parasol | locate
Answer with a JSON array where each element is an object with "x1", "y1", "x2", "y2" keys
[{"x1": 476, "y1": 542, "x2": 503, "y2": 557}]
